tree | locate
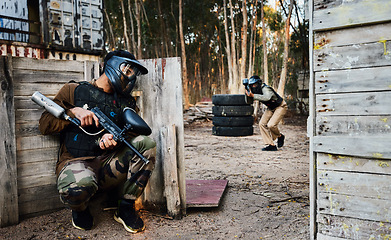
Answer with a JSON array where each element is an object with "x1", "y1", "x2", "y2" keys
[
  {"x1": 179, "y1": 0, "x2": 190, "y2": 109},
  {"x1": 277, "y1": 0, "x2": 294, "y2": 96}
]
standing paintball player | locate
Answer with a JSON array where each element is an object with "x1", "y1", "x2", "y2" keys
[
  {"x1": 244, "y1": 75, "x2": 287, "y2": 151},
  {"x1": 38, "y1": 50, "x2": 156, "y2": 233}
]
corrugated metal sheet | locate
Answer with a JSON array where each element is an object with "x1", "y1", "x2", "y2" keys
[
  {"x1": 0, "y1": 0, "x2": 29, "y2": 42},
  {"x1": 47, "y1": 0, "x2": 103, "y2": 52}
]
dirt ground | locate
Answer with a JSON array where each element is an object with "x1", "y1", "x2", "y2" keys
[{"x1": 0, "y1": 116, "x2": 310, "y2": 240}]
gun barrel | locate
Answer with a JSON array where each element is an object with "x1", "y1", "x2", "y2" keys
[{"x1": 31, "y1": 91, "x2": 65, "y2": 119}]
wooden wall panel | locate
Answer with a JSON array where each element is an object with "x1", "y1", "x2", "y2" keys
[
  {"x1": 317, "y1": 153, "x2": 391, "y2": 175},
  {"x1": 311, "y1": 1, "x2": 391, "y2": 239},
  {"x1": 315, "y1": 66, "x2": 391, "y2": 94},
  {"x1": 313, "y1": 0, "x2": 391, "y2": 31},
  {"x1": 316, "y1": 115, "x2": 391, "y2": 136},
  {"x1": 313, "y1": 136, "x2": 391, "y2": 159},
  {"x1": 314, "y1": 40, "x2": 391, "y2": 72},
  {"x1": 317, "y1": 215, "x2": 391, "y2": 239},
  {"x1": 10, "y1": 57, "x2": 95, "y2": 219},
  {"x1": 318, "y1": 192, "x2": 391, "y2": 222},
  {"x1": 316, "y1": 92, "x2": 391, "y2": 116}
]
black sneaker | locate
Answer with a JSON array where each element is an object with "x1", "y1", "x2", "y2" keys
[
  {"x1": 72, "y1": 207, "x2": 93, "y2": 230},
  {"x1": 114, "y1": 200, "x2": 145, "y2": 233},
  {"x1": 262, "y1": 145, "x2": 278, "y2": 151},
  {"x1": 277, "y1": 134, "x2": 285, "y2": 148}
]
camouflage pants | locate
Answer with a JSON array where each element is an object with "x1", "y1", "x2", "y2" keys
[{"x1": 57, "y1": 135, "x2": 156, "y2": 211}]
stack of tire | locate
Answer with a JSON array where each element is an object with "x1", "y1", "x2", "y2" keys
[{"x1": 212, "y1": 94, "x2": 254, "y2": 136}]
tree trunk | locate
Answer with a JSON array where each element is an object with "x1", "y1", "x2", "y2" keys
[
  {"x1": 229, "y1": 0, "x2": 239, "y2": 94},
  {"x1": 247, "y1": 0, "x2": 258, "y2": 78},
  {"x1": 223, "y1": 0, "x2": 233, "y2": 93},
  {"x1": 135, "y1": 0, "x2": 142, "y2": 58},
  {"x1": 103, "y1": 9, "x2": 115, "y2": 50},
  {"x1": 128, "y1": 0, "x2": 136, "y2": 54},
  {"x1": 277, "y1": 0, "x2": 294, "y2": 96},
  {"x1": 120, "y1": 0, "x2": 131, "y2": 52},
  {"x1": 261, "y1": 0, "x2": 269, "y2": 85},
  {"x1": 179, "y1": 0, "x2": 190, "y2": 110},
  {"x1": 239, "y1": 0, "x2": 248, "y2": 93}
]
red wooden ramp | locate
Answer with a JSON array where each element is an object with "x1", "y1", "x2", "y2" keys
[{"x1": 186, "y1": 179, "x2": 228, "y2": 208}]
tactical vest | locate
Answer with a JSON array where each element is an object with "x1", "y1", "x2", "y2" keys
[
  {"x1": 62, "y1": 82, "x2": 136, "y2": 157},
  {"x1": 259, "y1": 84, "x2": 283, "y2": 110}
]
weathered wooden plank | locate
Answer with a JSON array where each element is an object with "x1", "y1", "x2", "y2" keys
[
  {"x1": 17, "y1": 160, "x2": 56, "y2": 178},
  {"x1": 318, "y1": 170, "x2": 391, "y2": 200},
  {"x1": 15, "y1": 109, "x2": 46, "y2": 123},
  {"x1": 19, "y1": 196, "x2": 63, "y2": 217},
  {"x1": 317, "y1": 234, "x2": 346, "y2": 240},
  {"x1": 318, "y1": 192, "x2": 391, "y2": 222},
  {"x1": 13, "y1": 70, "x2": 83, "y2": 83},
  {"x1": 136, "y1": 58, "x2": 186, "y2": 212},
  {"x1": 313, "y1": 0, "x2": 391, "y2": 31},
  {"x1": 315, "y1": 66, "x2": 391, "y2": 94},
  {"x1": 313, "y1": 136, "x2": 391, "y2": 159},
  {"x1": 18, "y1": 184, "x2": 58, "y2": 203},
  {"x1": 17, "y1": 148, "x2": 58, "y2": 164},
  {"x1": 14, "y1": 83, "x2": 66, "y2": 96},
  {"x1": 317, "y1": 153, "x2": 391, "y2": 175},
  {"x1": 16, "y1": 135, "x2": 60, "y2": 151},
  {"x1": 15, "y1": 122, "x2": 41, "y2": 137},
  {"x1": 314, "y1": 22, "x2": 391, "y2": 48},
  {"x1": 314, "y1": 40, "x2": 391, "y2": 72},
  {"x1": 316, "y1": 115, "x2": 391, "y2": 136},
  {"x1": 316, "y1": 92, "x2": 391, "y2": 116},
  {"x1": 17, "y1": 174, "x2": 57, "y2": 189},
  {"x1": 12, "y1": 57, "x2": 84, "y2": 72},
  {"x1": 161, "y1": 125, "x2": 181, "y2": 218},
  {"x1": 317, "y1": 214, "x2": 391, "y2": 239},
  {"x1": 0, "y1": 56, "x2": 19, "y2": 226}
]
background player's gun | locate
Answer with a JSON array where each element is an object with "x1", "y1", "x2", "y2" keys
[
  {"x1": 242, "y1": 78, "x2": 250, "y2": 92},
  {"x1": 31, "y1": 91, "x2": 151, "y2": 164}
]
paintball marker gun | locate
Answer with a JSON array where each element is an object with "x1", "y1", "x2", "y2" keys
[
  {"x1": 31, "y1": 91, "x2": 151, "y2": 164},
  {"x1": 242, "y1": 78, "x2": 250, "y2": 92}
]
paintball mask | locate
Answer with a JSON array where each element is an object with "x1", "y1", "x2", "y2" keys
[
  {"x1": 248, "y1": 75, "x2": 262, "y2": 94},
  {"x1": 104, "y1": 55, "x2": 148, "y2": 96}
]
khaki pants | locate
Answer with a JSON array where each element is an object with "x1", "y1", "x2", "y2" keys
[{"x1": 259, "y1": 101, "x2": 287, "y2": 146}]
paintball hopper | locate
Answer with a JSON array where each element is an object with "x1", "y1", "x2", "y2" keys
[{"x1": 123, "y1": 107, "x2": 152, "y2": 136}]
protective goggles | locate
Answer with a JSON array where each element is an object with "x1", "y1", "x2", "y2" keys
[{"x1": 119, "y1": 62, "x2": 141, "y2": 79}]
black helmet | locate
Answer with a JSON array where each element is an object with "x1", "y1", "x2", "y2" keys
[
  {"x1": 248, "y1": 75, "x2": 263, "y2": 94},
  {"x1": 103, "y1": 50, "x2": 148, "y2": 96},
  {"x1": 248, "y1": 75, "x2": 261, "y2": 85}
]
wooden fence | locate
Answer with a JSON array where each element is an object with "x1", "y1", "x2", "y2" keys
[{"x1": 309, "y1": 0, "x2": 391, "y2": 239}]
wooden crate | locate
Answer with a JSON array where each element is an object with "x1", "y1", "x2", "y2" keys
[{"x1": 309, "y1": 0, "x2": 391, "y2": 239}]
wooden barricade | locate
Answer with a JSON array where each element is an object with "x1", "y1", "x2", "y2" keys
[{"x1": 0, "y1": 56, "x2": 185, "y2": 227}]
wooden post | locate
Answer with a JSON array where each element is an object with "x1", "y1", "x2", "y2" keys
[
  {"x1": 136, "y1": 58, "x2": 186, "y2": 214},
  {"x1": 161, "y1": 124, "x2": 182, "y2": 219},
  {"x1": 0, "y1": 56, "x2": 19, "y2": 227}
]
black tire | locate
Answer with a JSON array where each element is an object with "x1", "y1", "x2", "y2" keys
[
  {"x1": 212, "y1": 94, "x2": 248, "y2": 106},
  {"x1": 213, "y1": 116, "x2": 254, "y2": 127},
  {"x1": 212, "y1": 105, "x2": 253, "y2": 117},
  {"x1": 212, "y1": 126, "x2": 253, "y2": 136}
]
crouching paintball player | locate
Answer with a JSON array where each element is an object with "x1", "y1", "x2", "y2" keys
[
  {"x1": 38, "y1": 50, "x2": 156, "y2": 233},
  {"x1": 243, "y1": 75, "x2": 287, "y2": 151}
]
